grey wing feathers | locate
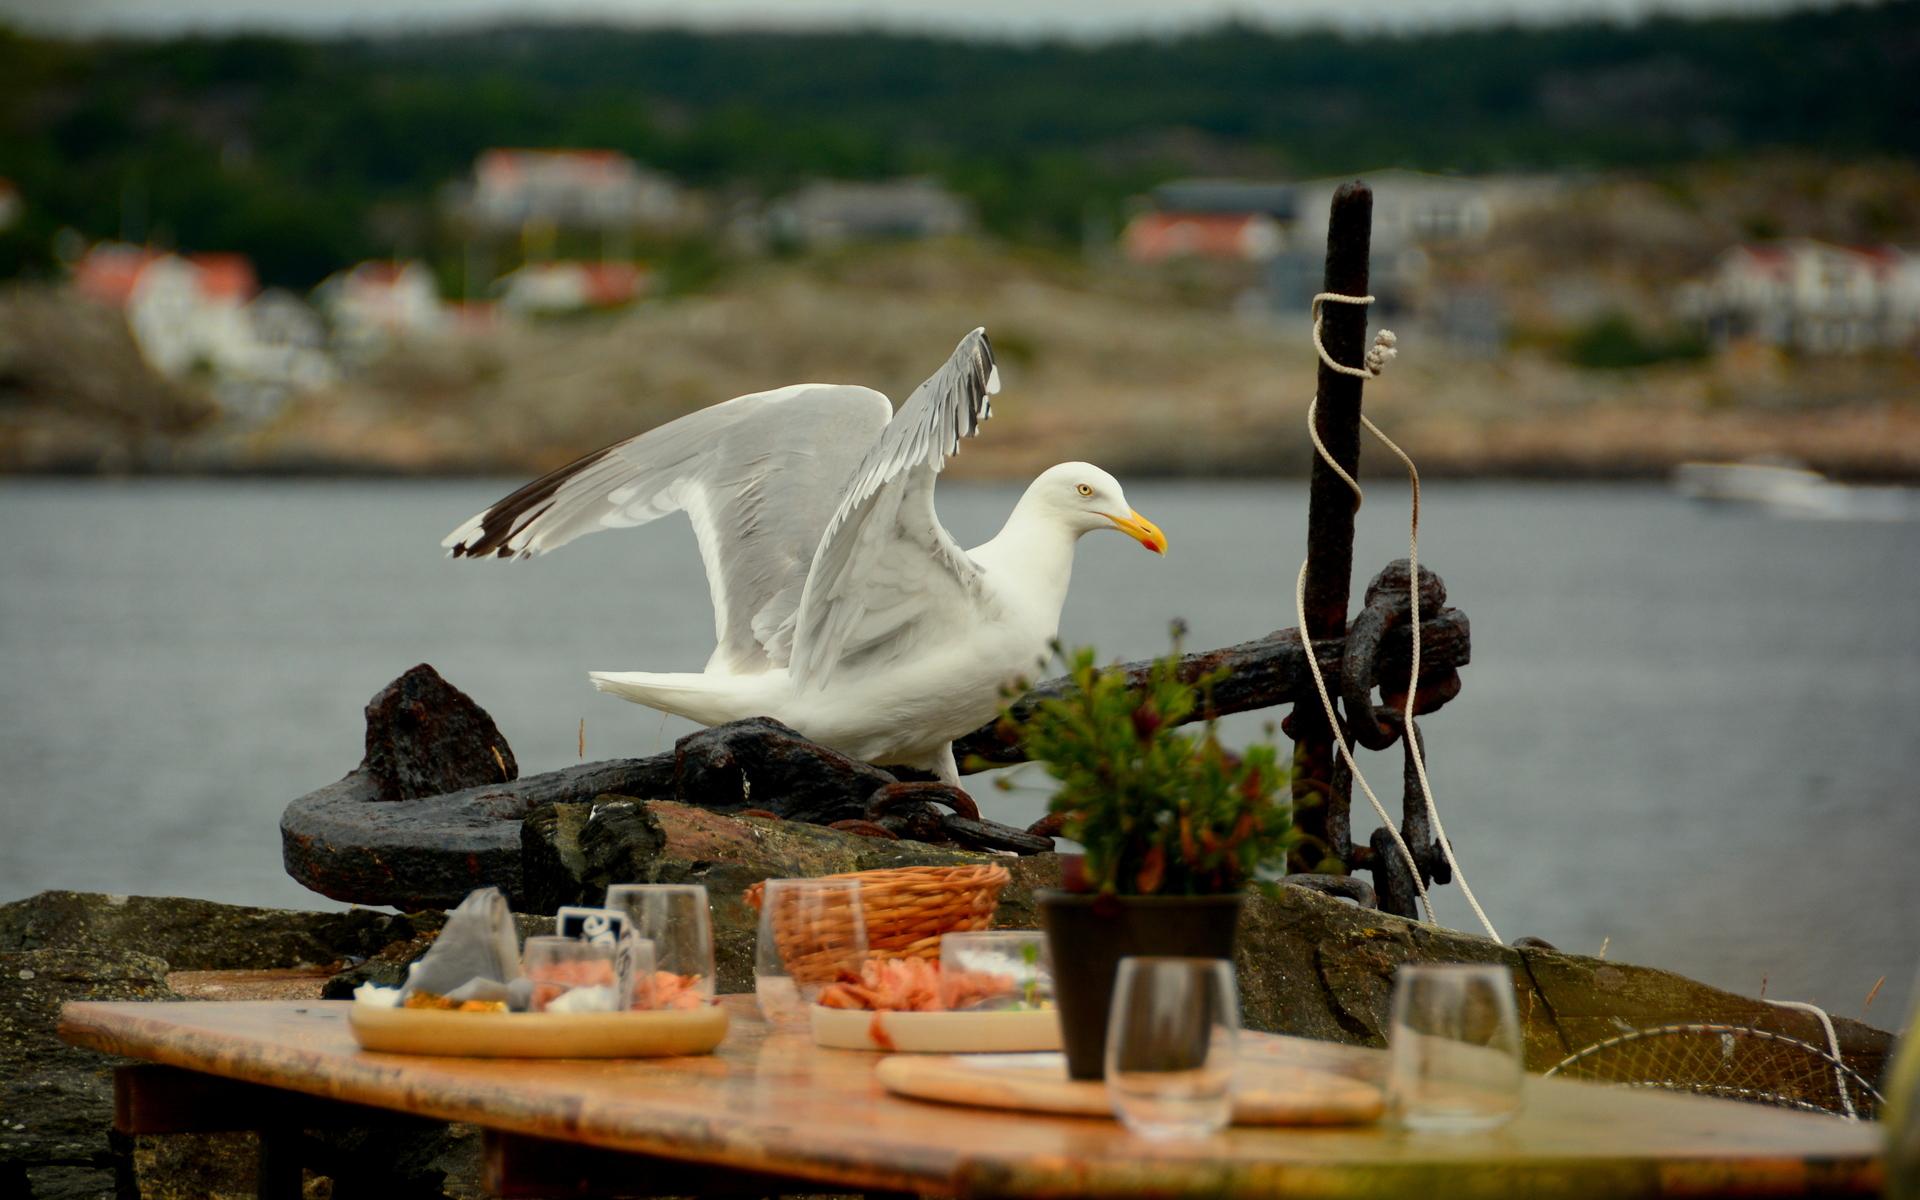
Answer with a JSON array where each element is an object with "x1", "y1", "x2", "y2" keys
[
  {"x1": 787, "y1": 328, "x2": 999, "y2": 688},
  {"x1": 441, "y1": 384, "x2": 892, "y2": 673}
]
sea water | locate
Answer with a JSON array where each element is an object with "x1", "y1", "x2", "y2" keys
[{"x1": 1, "y1": 478, "x2": 1915, "y2": 1021}]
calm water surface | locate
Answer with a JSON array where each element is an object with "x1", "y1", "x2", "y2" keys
[{"x1": 1, "y1": 478, "x2": 1915, "y2": 1022}]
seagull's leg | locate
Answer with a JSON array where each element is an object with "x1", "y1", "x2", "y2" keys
[{"x1": 933, "y1": 742, "x2": 961, "y2": 786}]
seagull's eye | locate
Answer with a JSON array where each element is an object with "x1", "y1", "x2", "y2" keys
[{"x1": 1076, "y1": 483, "x2": 1093, "y2": 497}]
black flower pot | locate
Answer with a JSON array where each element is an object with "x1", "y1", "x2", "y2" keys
[{"x1": 1037, "y1": 889, "x2": 1244, "y2": 1081}]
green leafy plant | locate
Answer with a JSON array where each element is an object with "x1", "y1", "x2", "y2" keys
[{"x1": 994, "y1": 629, "x2": 1295, "y2": 897}]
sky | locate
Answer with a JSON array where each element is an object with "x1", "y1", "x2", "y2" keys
[{"x1": 0, "y1": 0, "x2": 1855, "y2": 40}]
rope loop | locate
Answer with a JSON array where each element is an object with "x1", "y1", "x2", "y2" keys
[{"x1": 1311, "y1": 292, "x2": 1398, "y2": 379}]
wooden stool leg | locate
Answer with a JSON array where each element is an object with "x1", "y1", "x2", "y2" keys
[{"x1": 255, "y1": 1128, "x2": 303, "y2": 1200}]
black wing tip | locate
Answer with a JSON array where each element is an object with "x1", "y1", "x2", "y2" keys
[
  {"x1": 440, "y1": 445, "x2": 615, "y2": 561},
  {"x1": 444, "y1": 539, "x2": 519, "y2": 560},
  {"x1": 964, "y1": 328, "x2": 995, "y2": 438}
]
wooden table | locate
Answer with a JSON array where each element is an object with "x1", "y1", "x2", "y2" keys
[{"x1": 60, "y1": 994, "x2": 1883, "y2": 1199}]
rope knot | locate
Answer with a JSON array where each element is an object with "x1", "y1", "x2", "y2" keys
[
  {"x1": 1310, "y1": 292, "x2": 1397, "y2": 379},
  {"x1": 1364, "y1": 329, "x2": 1398, "y2": 376}
]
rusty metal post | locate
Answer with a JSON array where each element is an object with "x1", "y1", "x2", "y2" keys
[{"x1": 1288, "y1": 182, "x2": 1372, "y2": 875}]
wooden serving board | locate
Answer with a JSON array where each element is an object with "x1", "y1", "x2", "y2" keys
[
  {"x1": 875, "y1": 1052, "x2": 1384, "y2": 1126},
  {"x1": 349, "y1": 1003, "x2": 728, "y2": 1058}
]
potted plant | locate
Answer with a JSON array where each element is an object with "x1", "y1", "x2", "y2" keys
[{"x1": 988, "y1": 632, "x2": 1296, "y2": 1079}]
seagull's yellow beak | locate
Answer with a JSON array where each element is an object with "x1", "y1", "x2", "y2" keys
[{"x1": 1103, "y1": 509, "x2": 1167, "y2": 556}]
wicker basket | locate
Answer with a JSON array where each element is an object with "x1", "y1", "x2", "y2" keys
[{"x1": 745, "y1": 863, "x2": 1010, "y2": 964}]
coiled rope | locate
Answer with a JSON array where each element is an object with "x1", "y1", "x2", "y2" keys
[{"x1": 1295, "y1": 292, "x2": 1502, "y2": 943}]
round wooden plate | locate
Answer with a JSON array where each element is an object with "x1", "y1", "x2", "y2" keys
[
  {"x1": 874, "y1": 1052, "x2": 1384, "y2": 1125},
  {"x1": 349, "y1": 1003, "x2": 729, "y2": 1058},
  {"x1": 811, "y1": 1006, "x2": 1062, "y2": 1053}
]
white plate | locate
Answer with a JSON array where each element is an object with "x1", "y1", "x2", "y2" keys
[{"x1": 809, "y1": 1005, "x2": 1061, "y2": 1053}]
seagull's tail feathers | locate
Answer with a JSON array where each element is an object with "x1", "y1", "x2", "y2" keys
[{"x1": 588, "y1": 670, "x2": 768, "y2": 729}]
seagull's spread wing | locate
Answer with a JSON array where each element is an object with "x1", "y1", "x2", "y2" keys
[
  {"x1": 442, "y1": 384, "x2": 892, "y2": 674},
  {"x1": 788, "y1": 328, "x2": 999, "y2": 690}
]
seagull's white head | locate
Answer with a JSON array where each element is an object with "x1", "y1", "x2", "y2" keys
[{"x1": 1028, "y1": 461, "x2": 1167, "y2": 555}]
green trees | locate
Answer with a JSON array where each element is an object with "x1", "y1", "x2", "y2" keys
[{"x1": 0, "y1": 4, "x2": 1914, "y2": 288}]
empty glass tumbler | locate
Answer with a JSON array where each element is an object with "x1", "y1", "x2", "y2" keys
[
  {"x1": 604, "y1": 883, "x2": 716, "y2": 1010},
  {"x1": 1104, "y1": 957, "x2": 1240, "y2": 1140},
  {"x1": 937, "y1": 930, "x2": 1053, "y2": 1011},
  {"x1": 753, "y1": 878, "x2": 867, "y2": 1031},
  {"x1": 1387, "y1": 963, "x2": 1525, "y2": 1132}
]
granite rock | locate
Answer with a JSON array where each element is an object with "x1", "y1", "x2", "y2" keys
[
  {"x1": 362, "y1": 664, "x2": 517, "y2": 803},
  {"x1": 0, "y1": 948, "x2": 176, "y2": 1198},
  {"x1": 0, "y1": 890, "x2": 419, "y2": 972}
]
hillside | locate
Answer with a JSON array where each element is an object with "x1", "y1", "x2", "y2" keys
[
  {"x1": 7, "y1": 234, "x2": 1916, "y2": 481},
  {"x1": 2, "y1": 4, "x2": 1917, "y2": 285}
]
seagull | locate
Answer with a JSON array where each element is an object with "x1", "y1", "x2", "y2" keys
[{"x1": 442, "y1": 328, "x2": 1166, "y2": 784}]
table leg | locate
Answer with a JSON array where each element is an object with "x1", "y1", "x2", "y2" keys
[
  {"x1": 255, "y1": 1127, "x2": 304, "y2": 1200},
  {"x1": 483, "y1": 1130, "x2": 925, "y2": 1199}
]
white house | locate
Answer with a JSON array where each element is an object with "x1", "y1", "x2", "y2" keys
[
  {"x1": 454, "y1": 149, "x2": 688, "y2": 232},
  {"x1": 494, "y1": 261, "x2": 648, "y2": 316},
  {"x1": 136, "y1": 253, "x2": 264, "y2": 378},
  {"x1": 70, "y1": 244, "x2": 334, "y2": 406},
  {"x1": 1677, "y1": 241, "x2": 1920, "y2": 354},
  {"x1": 240, "y1": 289, "x2": 338, "y2": 395},
  {"x1": 313, "y1": 260, "x2": 445, "y2": 355}
]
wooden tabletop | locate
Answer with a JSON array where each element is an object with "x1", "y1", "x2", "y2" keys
[{"x1": 60, "y1": 995, "x2": 1883, "y2": 1199}]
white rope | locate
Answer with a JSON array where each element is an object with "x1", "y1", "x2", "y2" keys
[
  {"x1": 1765, "y1": 998, "x2": 1859, "y2": 1119},
  {"x1": 1298, "y1": 291, "x2": 1502, "y2": 944}
]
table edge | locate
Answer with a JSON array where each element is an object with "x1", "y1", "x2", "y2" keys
[{"x1": 57, "y1": 999, "x2": 1887, "y2": 1200}]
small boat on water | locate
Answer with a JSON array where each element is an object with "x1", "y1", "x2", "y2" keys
[{"x1": 1673, "y1": 460, "x2": 1917, "y2": 521}]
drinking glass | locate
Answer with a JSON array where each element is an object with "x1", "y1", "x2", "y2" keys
[
  {"x1": 1104, "y1": 957, "x2": 1240, "y2": 1140},
  {"x1": 938, "y1": 931, "x2": 1053, "y2": 1011},
  {"x1": 605, "y1": 883, "x2": 716, "y2": 1010},
  {"x1": 753, "y1": 878, "x2": 867, "y2": 1032},
  {"x1": 1387, "y1": 963, "x2": 1524, "y2": 1132},
  {"x1": 522, "y1": 935, "x2": 651, "y2": 1014}
]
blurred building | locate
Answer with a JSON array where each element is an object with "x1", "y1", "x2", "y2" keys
[
  {"x1": 1147, "y1": 179, "x2": 1296, "y2": 222},
  {"x1": 313, "y1": 260, "x2": 445, "y2": 355},
  {"x1": 1270, "y1": 169, "x2": 1517, "y2": 316},
  {"x1": 1122, "y1": 170, "x2": 1533, "y2": 328},
  {"x1": 1121, "y1": 212, "x2": 1282, "y2": 264},
  {"x1": 1121, "y1": 180, "x2": 1292, "y2": 264},
  {"x1": 69, "y1": 243, "x2": 334, "y2": 406},
  {"x1": 495, "y1": 260, "x2": 648, "y2": 315},
  {"x1": 1677, "y1": 241, "x2": 1920, "y2": 353},
  {"x1": 1285, "y1": 169, "x2": 1498, "y2": 251},
  {"x1": 444, "y1": 301, "x2": 503, "y2": 335},
  {"x1": 448, "y1": 149, "x2": 689, "y2": 233},
  {"x1": 768, "y1": 179, "x2": 973, "y2": 246}
]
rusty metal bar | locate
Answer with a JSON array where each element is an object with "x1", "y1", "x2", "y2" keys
[{"x1": 1289, "y1": 181, "x2": 1373, "y2": 874}]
